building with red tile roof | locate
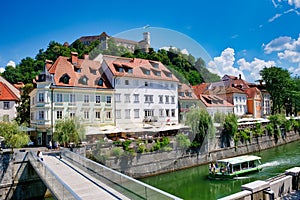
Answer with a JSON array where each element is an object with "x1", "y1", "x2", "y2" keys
[
  {"x1": 199, "y1": 94, "x2": 234, "y2": 117},
  {"x1": 30, "y1": 53, "x2": 114, "y2": 146},
  {"x1": 178, "y1": 83, "x2": 199, "y2": 122},
  {"x1": 101, "y1": 55, "x2": 179, "y2": 128},
  {"x1": 244, "y1": 87, "x2": 262, "y2": 118},
  {"x1": 0, "y1": 77, "x2": 20, "y2": 122}
]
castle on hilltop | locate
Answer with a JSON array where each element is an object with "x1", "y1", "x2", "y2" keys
[{"x1": 75, "y1": 31, "x2": 150, "y2": 53}]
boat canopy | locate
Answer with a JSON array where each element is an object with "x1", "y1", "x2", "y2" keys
[{"x1": 217, "y1": 155, "x2": 261, "y2": 165}]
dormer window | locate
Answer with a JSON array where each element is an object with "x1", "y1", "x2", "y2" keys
[
  {"x1": 150, "y1": 62, "x2": 159, "y2": 68},
  {"x1": 79, "y1": 75, "x2": 88, "y2": 85},
  {"x1": 142, "y1": 68, "x2": 150, "y2": 75},
  {"x1": 163, "y1": 71, "x2": 172, "y2": 78},
  {"x1": 59, "y1": 74, "x2": 70, "y2": 84},
  {"x1": 89, "y1": 67, "x2": 97, "y2": 75},
  {"x1": 127, "y1": 68, "x2": 133, "y2": 73},
  {"x1": 98, "y1": 78, "x2": 103, "y2": 86},
  {"x1": 118, "y1": 68, "x2": 124, "y2": 72}
]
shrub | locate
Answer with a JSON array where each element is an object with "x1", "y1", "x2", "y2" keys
[
  {"x1": 111, "y1": 147, "x2": 123, "y2": 157},
  {"x1": 176, "y1": 133, "x2": 191, "y2": 149}
]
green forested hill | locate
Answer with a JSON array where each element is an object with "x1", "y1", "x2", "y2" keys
[{"x1": 1, "y1": 39, "x2": 220, "y2": 85}]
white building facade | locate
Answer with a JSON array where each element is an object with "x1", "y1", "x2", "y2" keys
[{"x1": 102, "y1": 55, "x2": 179, "y2": 129}]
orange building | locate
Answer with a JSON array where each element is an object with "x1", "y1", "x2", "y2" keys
[{"x1": 244, "y1": 87, "x2": 262, "y2": 118}]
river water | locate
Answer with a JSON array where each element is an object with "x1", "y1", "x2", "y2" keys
[{"x1": 140, "y1": 141, "x2": 300, "y2": 200}]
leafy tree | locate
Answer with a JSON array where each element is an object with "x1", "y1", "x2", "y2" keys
[
  {"x1": 16, "y1": 83, "x2": 34, "y2": 125},
  {"x1": 53, "y1": 117, "x2": 86, "y2": 147},
  {"x1": 0, "y1": 122, "x2": 30, "y2": 151},
  {"x1": 222, "y1": 113, "x2": 238, "y2": 147},
  {"x1": 185, "y1": 107, "x2": 215, "y2": 146},
  {"x1": 176, "y1": 133, "x2": 191, "y2": 149},
  {"x1": 260, "y1": 66, "x2": 293, "y2": 114}
]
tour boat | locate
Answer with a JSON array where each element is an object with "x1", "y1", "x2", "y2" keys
[{"x1": 208, "y1": 155, "x2": 262, "y2": 179}]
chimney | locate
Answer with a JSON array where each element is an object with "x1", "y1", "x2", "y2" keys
[
  {"x1": 84, "y1": 54, "x2": 89, "y2": 60},
  {"x1": 71, "y1": 52, "x2": 78, "y2": 65},
  {"x1": 239, "y1": 74, "x2": 241, "y2": 79},
  {"x1": 45, "y1": 60, "x2": 53, "y2": 70}
]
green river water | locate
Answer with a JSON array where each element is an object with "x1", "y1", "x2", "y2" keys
[{"x1": 140, "y1": 141, "x2": 300, "y2": 200}]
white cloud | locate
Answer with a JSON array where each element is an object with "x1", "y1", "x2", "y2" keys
[
  {"x1": 0, "y1": 67, "x2": 5, "y2": 73},
  {"x1": 278, "y1": 50, "x2": 300, "y2": 63},
  {"x1": 207, "y1": 48, "x2": 245, "y2": 79},
  {"x1": 237, "y1": 58, "x2": 276, "y2": 81},
  {"x1": 264, "y1": 36, "x2": 295, "y2": 54},
  {"x1": 160, "y1": 46, "x2": 189, "y2": 55},
  {"x1": 288, "y1": 0, "x2": 300, "y2": 8},
  {"x1": 268, "y1": 13, "x2": 282, "y2": 22},
  {"x1": 288, "y1": 66, "x2": 300, "y2": 75},
  {"x1": 264, "y1": 35, "x2": 300, "y2": 64},
  {"x1": 6, "y1": 60, "x2": 16, "y2": 68}
]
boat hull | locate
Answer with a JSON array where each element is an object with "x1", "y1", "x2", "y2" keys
[{"x1": 208, "y1": 166, "x2": 262, "y2": 180}]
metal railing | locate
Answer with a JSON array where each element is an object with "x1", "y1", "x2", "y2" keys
[
  {"x1": 28, "y1": 151, "x2": 81, "y2": 200},
  {"x1": 61, "y1": 148, "x2": 182, "y2": 200}
]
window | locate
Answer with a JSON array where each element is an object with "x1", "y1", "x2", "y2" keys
[
  {"x1": 115, "y1": 94, "x2": 121, "y2": 102},
  {"x1": 145, "y1": 95, "x2": 153, "y2": 103},
  {"x1": 170, "y1": 83, "x2": 174, "y2": 88},
  {"x1": 38, "y1": 111, "x2": 44, "y2": 120},
  {"x1": 84, "y1": 111, "x2": 89, "y2": 119},
  {"x1": 106, "y1": 111, "x2": 111, "y2": 119},
  {"x1": 95, "y1": 95, "x2": 101, "y2": 103},
  {"x1": 106, "y1": 96, "x2": 112, "y2": 104},
  {"x1": 165, "y1": 95, "x2": 169, "y2": 104},
  {"x1": 134, "y1": 109, "x2": 139, "y2": 118},
  {"x1": 97, "y1": 78, "x2": 103, "y2": 86},
  {"x1": 56, "y1": 111, "x2": 62, "y2": 119},
  {"x1": 59, "y1": 74, "x2": 70, "y2": 84},
  {"x1": 125, "y1": 109, "x2": 131, "y2": 119},
  {"x1": 116, "y1": 110, "x2": 121, "y2": 119},
  {"x1": 171, "y1": 109, "x2": 176, "y2": 117},
  {"x1": 95, "y1": 111, "x2": 101, "y2": 119},
  {"x1": 179, "y1": 92, "x2": 184, "y2": 97},
  {"x1": 159, "y1": 95, "x2": 163, "y2": 104},
  {"x1": 70, "y1": 112, "x2": 75, "y2": 118},
  {"x1": 3, "y1": 102, "x2": 10, "y2": 110},
  {"x1": 56, "y1": 94, "x2": 63, "y2": 102},
  {"x1": 30, "y1": 112, "x2": 34, "y2": 121},
  {"x1": 125, "y1": 80, "x2": 129, "y2": 85},
  {"x1": 144, "y1": 109, "x2": 154, "y2": 117},
  {"x1": 134, "y1": 94, "x2": 139, "y2": 103},
  {"x1": 125, "y1": 94, "x2": 130, "y2": 103},
  {"x1": 118, "y1": 67, "x2": 124, "y2": 72},
  {"x1": 165, "y1": 109, "x2": 170, "y2": 117},
  {"x1": 171, "y1": 96, "x2": 175, "y2": 104},
  {"x1": 84, "y1": 95, "x2": 89, "y2": 103},
  {"x1": 145, "y1": 82, "x2": 148, "y2": 87},
  {"x1": 38, "y1": 93, "x2": 44, "y2": 102},
  {"x1": 127, "y1": 68, "x2": 133, "y2": 73},
  {"x1": 70, "y1": 94, "x2": 75, "y2": 103},
  {"x1": 142, "y1": 69, "x2": 150, "y2": 75},
  {"x1": 159, "y1": 109, "x2": 164, "y2": 117}
]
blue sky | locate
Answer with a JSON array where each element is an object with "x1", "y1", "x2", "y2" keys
[{"x1": 0, "y1": 0, "x2": 299, "y2": 82}]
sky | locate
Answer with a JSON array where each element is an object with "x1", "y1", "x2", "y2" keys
[{"x1": 0, "y1": 0, "x2": 300, "y2": 83}]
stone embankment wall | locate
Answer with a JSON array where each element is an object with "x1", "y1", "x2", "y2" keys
[
  {"x1": 0, "y1": 150, "x2": 46, "y2": 200},
  {"x1": 105, "y1": 130, "x2": 300, "y2": 178}
]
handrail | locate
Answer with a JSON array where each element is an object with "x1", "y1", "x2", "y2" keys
[
  {"x1": 28, "y1": 151, "x2": 81, "y2": 200},
  {"x1": 62, "y1": 148, "x2": 182, "y2": 200}
]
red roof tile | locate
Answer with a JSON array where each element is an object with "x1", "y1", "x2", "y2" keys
[
  {"x1": 0, "y1": 82, "x2": 19, "y2": 101},
  {"x1": 48, "y1": 56, "x2": 112, "y2": 89},
  {"x1": 103, "y1": 55, "x2": 179, "y2": 82},
  {"x1": 192, "y1": 83, "x2": 209, "y2": 96},
  {"x1": 199, "y1": 94, "x2": 233, "y2": 107}
]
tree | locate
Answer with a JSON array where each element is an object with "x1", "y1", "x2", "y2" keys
[
  {"x1": 222, "y1": 113, "x2": 238, "y2": 147},
  {"x1": 0, "y1": 122, "x2": 30, "y2": 151},
  {"x1": 260, "y1": 66, "x2": 293, "y2": 114},
  {"x1": 16, "y1": 83, "x2": 34, "y2": 125},
  {"x1": 176, "y1": 133, "x2": 191, "y2": 149},
  {"x1": 185, "y1": 107, "x2": 215, "y2": 146},
  {"x1": 53, "y1": 117, "x2": 86, "y2": 147}
]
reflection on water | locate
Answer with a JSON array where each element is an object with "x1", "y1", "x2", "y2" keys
[{"x1": 140, "y1": 141, "x2": 300, "y2": 200}]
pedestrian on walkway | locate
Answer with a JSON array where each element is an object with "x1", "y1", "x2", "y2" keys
[{"x1": 37, "y1": 150, "x2": 43, "y2": 161}]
